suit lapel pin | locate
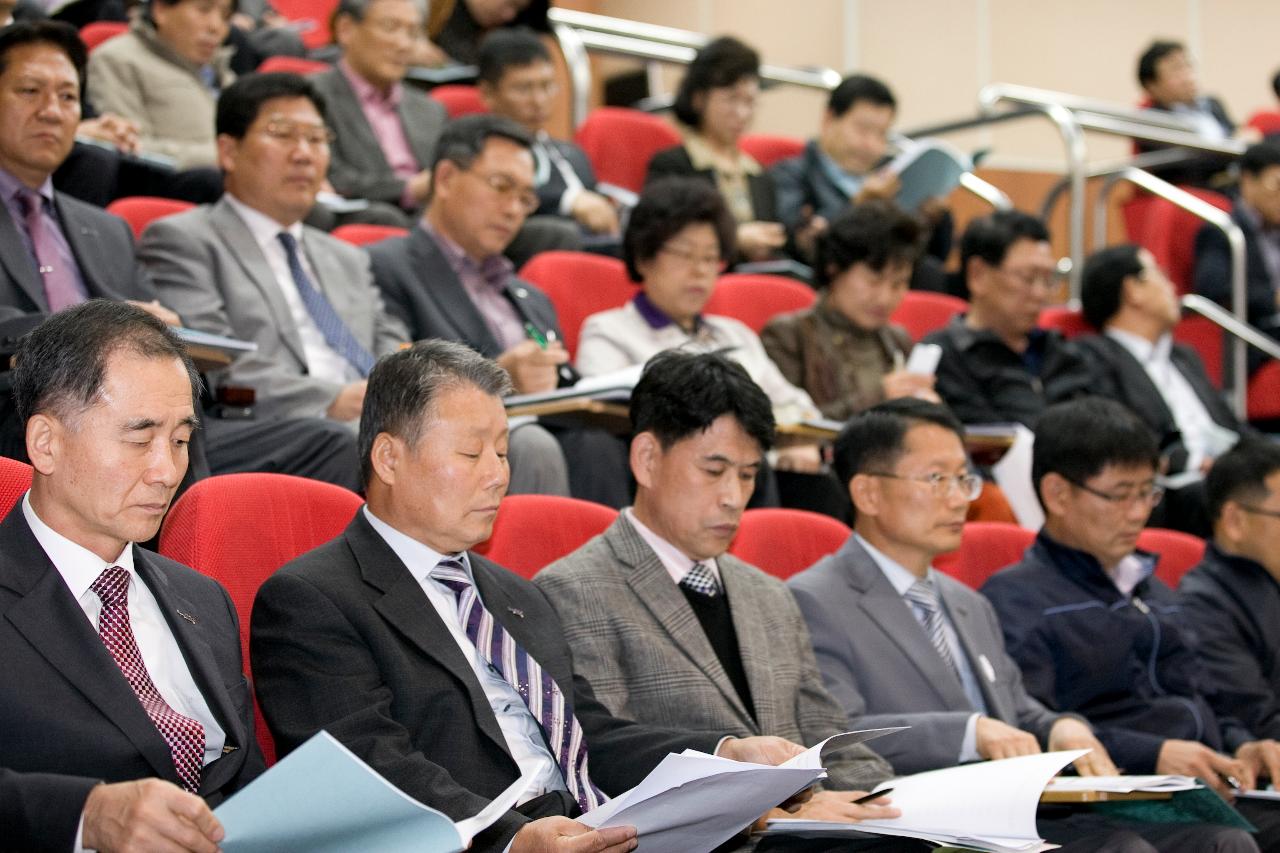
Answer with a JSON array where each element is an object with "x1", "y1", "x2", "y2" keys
[
  {"x1": 177, "y1": 609, "x2": 198, "y2": 625},
  {"x1": 507, "y1": 606, "x2": 525, "y2": 618}
]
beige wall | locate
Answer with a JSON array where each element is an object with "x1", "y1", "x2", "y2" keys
[{"x1": 591, "y1": 0, "x2": 1280, "y2": 171}]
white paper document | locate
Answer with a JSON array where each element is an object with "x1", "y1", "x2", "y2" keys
[
  {"x1": 781, "y1": 727, "x2": 910, "y2": 772},
  {"x1": 1044, "y1": 775, "x2": 1200, "y2": 794},
  {"x1": 215, "y1": 731, "x2": 524, "y2": 852},
  {"x1": 765, "y1": 749, "x2": 1087, "y2": 853}
]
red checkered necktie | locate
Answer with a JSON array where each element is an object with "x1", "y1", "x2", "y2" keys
[{"x1": 90, "y1": 565, "x2": 205, "y2": 793}]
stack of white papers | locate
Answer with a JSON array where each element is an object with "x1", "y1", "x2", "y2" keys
[
  {"x1": 215, "y1": 732, "x2": 523, "y2": 852},
  {"x1": 765, "y1": 749, "x2": 1088, "y2": 853},
  {"x1": 580, "y1": 728, "x2": 905, "y2": 853},
  {"x1": 1044, "y1": 775, "x2": 1200, "y2": 794}
]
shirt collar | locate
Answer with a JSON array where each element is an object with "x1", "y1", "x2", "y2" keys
[
  {"x1": 632, "y1": 291, "x2": 704, "y2": 333},
  {"x1": 339, "y1": 58, "x2": 403, "y2": 109},
  {"x1": 22, "y1": 491, "x2": 135, "y2": 603},
  {"x1": 623, "y1": 507, "x2": 720, "y2": 587},
  {"x1": 682, "y1": 131, "x2": 761, "y2": 176},
  {"x1": 0, "y1": 167, "x2": 54, "y2": 207},
  {"x1": 420, "y1": 222, "x2": 514, "y2": 292},
  {"x1": 362, "y1": 505, "x2": 472, "y2": 587},
  {"x1": 854, "y1": 532, "x2": 937, "y2": 596},
  {"x1": 1105, "y1": 326, "x2": 1171, "y2": 365},
  {"x1": 224, "y1": 193, "x2": 304, "y2": 252},
  {"x1": 1035, "y1": 529, "x2": 1156, "y2": 596}
]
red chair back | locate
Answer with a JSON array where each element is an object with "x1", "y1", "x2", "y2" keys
[
  {"x1": 256, "y1": 55, "x2": 330, "y2": 76},
  {"x1": 269, "y1": 0, "x2": 339, "y2": 49},
  {"x1": 1247, "y1": 110, "x2": 1280, "y2": 137},
  {"x1": 1173, "y1": 314, "x2": 1224, "y2": 388},
  {"x1": 1038, "y1": 306, "x2": 1093, "y2": 338},
  {"x1": 431, "y1": 84, "x2": 489, "y2": 119},
  {"x1": 80, "y1": 21, "x2": 128, "y2": 52},
  {"x1": 106, "y1": 196, "x2": 194, "y2": 241},
  {"x1": 518, "y1": 251, "x2": 634, "y2": 359},
  {"x1": 1121, "y1": 188, "x2": 1231, "y2": 293},
  {"x1": 574, "y1": 107, "x2": 681, "y2": 193},
  {"x1": 1248, "y1": 361, "x2": 1280, "y2": 421},
  {"x1": 473, "y1": 495, "x2": 618, "y2": 579},
  {"x1": 0, "y1": 456, "x2": 33, "y2": 519},
  {"x1": 890, "y1": 290, "x2": 968, "y2": 341},
  {"x1": 935, "y1": 521, "x2": 1035, "y2": 589},
  {"x1": 739, "y1": 134, "x2": 805, "y2": 168},
  {"x1": 1138, "y1": 527, "x2": 1205, "y2": 588},
  {"x1": 703, "y1": 274, "x2": 817, "y2": 335},
  {"x1": 158, "y1": 473, "x2": 363, "y2": 765},
  {"x1": 728, "y1": 508, "x2": 851, "y2": 581},
  {"x1": 331, "y1": 223, "x2": 409, "y2": 247}
]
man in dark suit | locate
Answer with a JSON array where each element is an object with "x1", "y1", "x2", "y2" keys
[
  {"x1": 478, "y1": 28, "x2": 619, "y2": 239},
  {"x1": 1195, "y1": 141, "x2": 1280, "y2": 354},
  {"x1": 1181, "y1": 440, "x2": 1280, "y2": 748},
  {"x1": 368, "y1": 113, "x2": 621, "y2": 504},
  {"x1": 1075, "y1": 244, "x2": 1243, "y2": 535},
  {"x1": 311, "y1": 0, "x2": 445, "y2": 225},
  {"x1": 1, "y1": 301, "x2": 264, "y2": 853},
  {"x1": 0, "y1": 23, "x2": 361, "y2": 491},
  {"x1": 250, "y1": 339, "x2": 809, "y2": 853}
]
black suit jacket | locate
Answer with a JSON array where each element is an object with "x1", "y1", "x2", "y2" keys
[
  {"x1": 645, "y1": 143, "x2": 779, "y2": 224},
  {"x1": 1194, "y1": 203, "x2": 1277, "y2": 337},
  {"x1": 249, "y1": 511, "x2": 722, "y2": 853},
  {"x1": 533, "y1": 137, "x2": 599, "y2": 218},
  {"x1": 0, "y1": 505, "x2": 264, "y2": 853},
  {"x1": 1073, "y1": 333, "x2": 1242, "y2": 473},
  {"x1": 367, "y1": 225, "x2": 563, "y2": 356}
]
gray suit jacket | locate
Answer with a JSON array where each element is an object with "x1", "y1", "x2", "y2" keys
[
  {"x1": 535, "y1": 514, "x2": 893, "y2": 790},
  {"x1": 140, "y1": 197, "x2": 408, "y2": 421},
  {"x1": 312, "y1": 67, "x2": 447, "y2": 207},
  {"x1": 787, "y1": 535, "x2": 1063, "y2": 775}
]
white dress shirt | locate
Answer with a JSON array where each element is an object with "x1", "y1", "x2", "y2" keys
[
  {"x1": 1105, "y1": 328, "x2": 1237, "y2": 474},
  {"x1": 361, "y1": 507, "x2": 566, "y2": 805},
  {"x1": 625, "y1": 507, "x2": 721, "y2": 588},
  {"x1": 223, "y1": 194, "x2": 360, "y2": 386},
  {"x1": 857, "y1": 534, "x2": 985, "y2": 762}
]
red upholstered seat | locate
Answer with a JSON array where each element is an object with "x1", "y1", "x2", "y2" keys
[
  {"x1": 890, "y1": 291, "x2": 967, "y2": 342},
  {"x1": 1038, "y1": 306, "x2": 1093, "y2": 338},
  {"x1": 0, "y1": 456, "x2": 33, "y2": 519},
  {"x1": 105, "y1": 197, "x2": 195, "y2": 241},
  {"x1": 728, "y1": 508, "x2": 851, "y2": 581},
  {"x1": 473, "y1": 495, "x2": 618, "y2": 579},
  {"x1": 934, "y1": 521, "x2": 1034, "y2": 589},
  {"x1": 431, "y1": 85, "x2": 489, "y2": 119},
  {"x1": 574, "y1": 107, "x2": 681, "y2": 194},
  {"x1": 158, "y1": 473, "x2": 363, "y2": 764},
  {"x1": 256, "y1": 55, "x2": 330, "y2": 76},
  {"x1": 79, "y1": 21, "x2": 127, "y2": 52},
  {"x1": 1121, "y1": 187, "x2": 1231, "y2": 294},
  {"x1": 268, "y1": 0, "x2": 338, "y2": 50},
  {"x1": 739, "y1": 134, "x2": 805, "y2": 168},
  {"x1": 518, "y1": 250, "x2": 634, "y2": 359},
  {"x1": 331, "y1": 223, "x2": 409, "y2": 247},
  {"x1": 1138, "y1": 527, "x2": 1205, "y2": 588},
  {"x1": 1248, "y1": 361, "x2": 1280, "y2": 422},
  {"x1": 703, "y1": 274, "x2": 817, "y2": 335},
  {"x1": 1247, "y1": 110, "x2": 1280, "y2": 137}
]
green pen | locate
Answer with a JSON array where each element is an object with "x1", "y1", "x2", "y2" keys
[{"x1": 524, "y1": 322, "x2": 548, "y2": 349}]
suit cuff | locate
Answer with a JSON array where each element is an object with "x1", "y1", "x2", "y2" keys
[
  {"x1": 713, "y1": 736, "x2": 735, "y2": 757},
  {"x1": 959, "y1": 713, "x2": 982, "y2": 763}
]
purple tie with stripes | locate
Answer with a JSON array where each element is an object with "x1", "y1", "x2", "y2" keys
[{"x1": 431, "y1": 557, "x2": 605, "y2": 813}]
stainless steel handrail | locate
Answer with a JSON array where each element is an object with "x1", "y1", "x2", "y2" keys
[
  {"x1": 1086, "y1": 168, "x2": 1248, "y2": 416},
  {"x1": 959, "y1": 173, "x2": 1013, "y2": 210},
  {"x1": 982, "y1": 83, "x2": 1203, "y2": 133},
  {"x1": 546, "y1": 8, "x2": 841, "y2": 128},
  {"x1": 1182, "y1": 294, "x2": 1280, "y2": 361}
]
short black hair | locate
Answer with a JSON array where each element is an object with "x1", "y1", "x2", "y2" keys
[
  {"x1": 477, "y1": 27, "x2": 550, "y2": 85},
  {"x1": 815, "y1": 200, "x2": 922, "y2": 288},
  {"x1": 960, "y1": 209, "x2": 1050, "y2": 278},
  {"x1": 12, "y1": 300, "x2": 201, "y2": 427},
  {"x1": 1032, "y1": 397, "x2": 1160, "y2": 504},
  {"x1": 0, "y1": 20, "x2": 86, "y2": 85},
  {"x1": 1241, "y1": 140, "x2": 1280, "y2": 177},
  {"x1": 216, "y1": 72, "x2": 327, "y2": 138},
  {"x1": 150, "y1": 0, "x2": 238, "y2": 24},
  {"x1": 1081, "y1": 243, "x2": 1144, "y2": 330},
  {"x1": 827, "y1": 73, "x2": 896, "y2": 118},
  {"x1": 630, "y1": 350, "x2": 775, "y2": 452},
  {"x1": 1206, "y1": 438, "x2": 1280, "y2": 524},
  {"x1": 430, "y1": 112, "x2": 533, "y2": 178},
  {"x1": 359, "y1": 339, "x2": 512, "y2": 486},
  {"x1": 1137, "y1": 40, "x2": 1184, "y2": 88},
  {"x1": 623, "y1": 176, "x2": 736, "y2": 282},
  {"x1": 832, "y1": 398, "x2": 965, "y2": 488},
  {"x1": 672, "y1": 35, "x2": 759, "y2": 130},
  {"x1": 1272, "y1": 68, "x2": 1280, "y2": 102}
]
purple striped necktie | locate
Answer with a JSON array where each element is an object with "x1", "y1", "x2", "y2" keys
[
  {"x1": 431, "y1": 557, "x2": 605, "y2": 813},
  {"x1": 15, "y1": 188, "x2": 85, "y2": 312}
]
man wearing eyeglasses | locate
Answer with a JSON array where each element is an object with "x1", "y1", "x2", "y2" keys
[
  {"x1": 982, "y1": 398, "x2": 1280, "y2": 850},
  {"x1": 923, "y1": 210, "x2": 1092, "y2": 428}
]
